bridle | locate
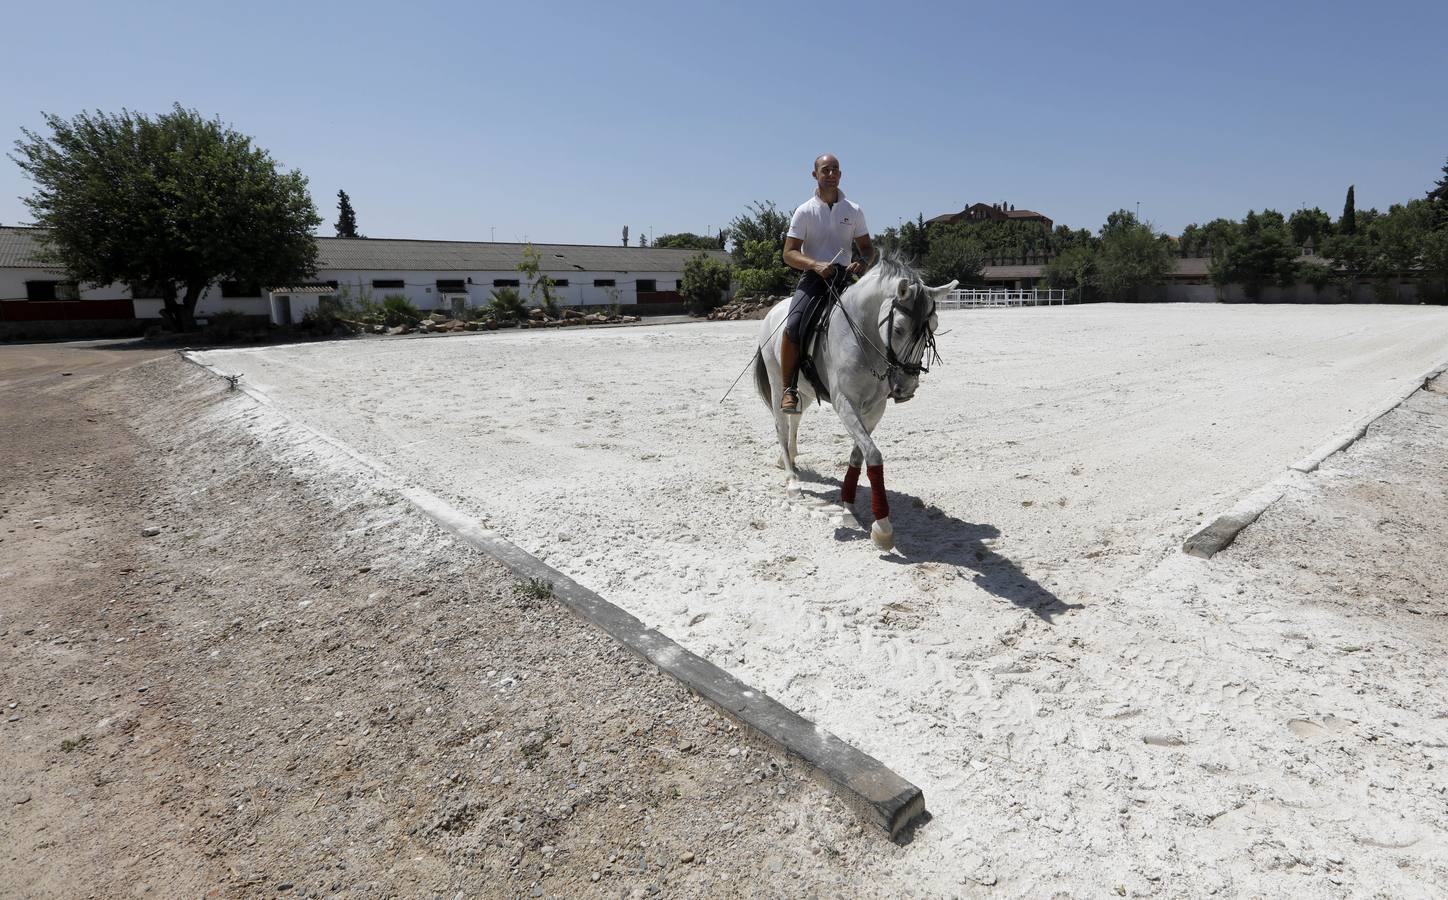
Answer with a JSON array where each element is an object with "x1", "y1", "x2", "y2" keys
[
  {"x1": 879, "y1": 283, "x2": 940, "y2": 378},
  {"x1": 829, "y1": 276, "x2": 942, "y2": 383}
]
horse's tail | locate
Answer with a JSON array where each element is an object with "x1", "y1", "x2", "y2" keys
[{"x1": 752, "y1": 347, "x2": 772, "y2": 411}]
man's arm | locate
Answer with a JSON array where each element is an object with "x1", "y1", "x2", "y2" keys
[
  {"x1": 848, "y1": 235, "x2": 875, "y2": 275},
  {"x1": 784, "y1": 237, "x2": 839, "y2": 279}
]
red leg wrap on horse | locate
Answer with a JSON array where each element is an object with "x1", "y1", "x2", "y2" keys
[
  {"x1": 867, "y1": 464, "x2": 888, "y2": 520},
  {"x1": 841, "y1": 465, "x2": 861, "y2": 504}
]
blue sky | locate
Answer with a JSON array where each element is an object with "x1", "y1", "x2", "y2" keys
[{"x1": 4, "y1": 0, "x2": 1445, "y2": 243}]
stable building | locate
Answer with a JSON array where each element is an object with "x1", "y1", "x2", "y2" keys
[{"x1": 0, "y1": 227, "x2": 730, "y2": 337}]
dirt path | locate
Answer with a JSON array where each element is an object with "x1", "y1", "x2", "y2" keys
[{"x1": 0, "y1": 346, "x2": 899, "y2": 899}]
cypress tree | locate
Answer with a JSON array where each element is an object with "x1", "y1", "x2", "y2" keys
[
  {"x1": 335, "y1": 190, "x2": 360, "y2": 238},
  {"x1": 1340, "y1": 185, "x2": 1356, "y2": 235},
  {"x1": 1428, "y1": 158, "x2": 1448, "y2": 230}
]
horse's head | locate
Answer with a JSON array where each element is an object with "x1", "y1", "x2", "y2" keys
[{"x1": 884, "y1": 276, "x2": 956, "y2": 402}]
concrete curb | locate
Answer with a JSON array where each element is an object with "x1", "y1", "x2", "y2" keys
[
  {"x1": 182, "y1": 353, "x2": 926, "y2": 839},
  {"x1": 1184, "y1": 360, "x2": 1448, "y2": 559}
]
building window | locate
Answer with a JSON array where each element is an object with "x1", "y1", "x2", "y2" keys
[
  {"x1": 636, "y1": 279, "x2": 657, "y2": 292},
  {"x1": 220, "y1": 281, "x2": 261, "y2": 298},
  {"x1": 593, "y1": 279, "x2": 615, "y2": 287},
  {"x1": 492, "y1": 279, "x2": 520, "y2": 288},
  {"x1": 371, "y1": 279, "x2": 404, "y2": 289},
  {"x1": 553, "y1": 279, "x2": 569, "y2": 287},
  {"x1": 436, "y1": 279, "x2": 466, "y2": 293},
  {"x1": 25, "y1": 280, "x2": 79, "y2": 301}
]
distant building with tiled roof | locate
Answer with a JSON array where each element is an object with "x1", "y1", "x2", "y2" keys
[{"x1": 927, "y1": 202, "x2": 1053, "y2": 230}]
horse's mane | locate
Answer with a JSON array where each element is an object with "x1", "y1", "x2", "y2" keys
[{"x1": 862, "y1": 250, "x2": 926, "y2": 288}]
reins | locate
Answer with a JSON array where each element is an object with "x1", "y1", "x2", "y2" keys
[{"x1": 832, "y1": 277, "x2": 941, "y2": 382}]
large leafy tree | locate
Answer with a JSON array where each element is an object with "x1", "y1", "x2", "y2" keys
[
  {"x1": 11, "y1": 105, "x2": 321, "y2": 331},
  {"x1": 1094, "y1": 210, "x2": 1172, "y2": 300},
  {"x1": 1043, "y1": 244, "x2": 1098, "y2": 300},
  {"x1": 728, "y1": 201, "x2": 794, "y2": 296},
  {"x1": 653, "y1": 232, "x2": 724, "y2": 250},
  {"x1": 680, "y1": 252, "x2": 732, "y2": 314},
  {"x1": 1288, "y1": 207, "x2": 1332, "y2": 250},
  {"x1": 1211, "y1": 210, "x2": 1300, "y2": 299},
  {"x1": 922, "y1": 225, "x2": 984, "y2": 285}
]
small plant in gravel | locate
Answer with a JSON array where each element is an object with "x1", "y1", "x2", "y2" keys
[
  {"x1": 379, "y1": 294, "x2": 422, "y2": 326},
  {"x1": 223, "y1": 373, "x2": 244, "y2": 391},
  {"x1": 488, "y1": 287, "x2": 529, "y2": 326},
  {"x1": 518, "y1": 577, "x2": 554, "y2": 600}
]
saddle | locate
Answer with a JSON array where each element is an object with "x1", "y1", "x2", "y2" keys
[{"x1": 796, "y1": 270, "x2": 852, "y2": 405}]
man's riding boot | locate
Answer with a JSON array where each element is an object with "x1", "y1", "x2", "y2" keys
[{"x1": 779, "y1": 332, "x2": 802, "y2": 415}]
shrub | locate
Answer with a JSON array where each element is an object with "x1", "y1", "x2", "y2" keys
[
  {"x1": 682, "y1": 253, "x2": 734, "y2": 313},
  {"x1": 202, "y1": 310, "x2": 253, "y2": 343},
  {"x1": 380, "y1": 294, "x2": 422, "y2": 326},
  {"x1": 488, "y1": 287, "x2": 529, "y2": 325}
]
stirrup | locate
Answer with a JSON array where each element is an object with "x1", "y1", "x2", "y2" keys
[{"x1": 780, "y1": 387, "x2": 802, "y2": 415}]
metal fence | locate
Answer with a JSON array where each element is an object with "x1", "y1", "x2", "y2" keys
[{"x1": 939, "y1": 288, "x2": 1070, "y2": 309}]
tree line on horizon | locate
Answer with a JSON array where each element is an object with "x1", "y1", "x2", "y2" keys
[{"x1": 11, "y1": 104, "x2": 1448, "y2": 329}]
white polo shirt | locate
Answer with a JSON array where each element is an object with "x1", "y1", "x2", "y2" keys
[{"x1": 787, "y1": 189, "x2": 868, "y2": 267}]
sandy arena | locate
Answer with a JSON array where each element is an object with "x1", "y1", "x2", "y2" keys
[{"x1": 178, "y1": 303, "x2": 1448, "y2": 896}]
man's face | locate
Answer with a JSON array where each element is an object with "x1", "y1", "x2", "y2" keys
[{"x1": 813, "y1": 156, "x2": 841, "y2": 192}]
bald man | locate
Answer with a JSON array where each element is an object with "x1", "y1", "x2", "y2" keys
[{"x1": 778, "y1": 153, "x2": 874, "y2": 414}]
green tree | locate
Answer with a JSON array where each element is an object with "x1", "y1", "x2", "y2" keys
[
  {"x1": 1210, "y1": 211, "x2": 1300, "y2": 300},
  {"x1": 1340, "y1": 184, "x2": 1357, "y2": 235},
  {"x1": 1420, "y1": 228, "x2": 1448, "y2": 303},
  {"x1": 516, "y1": 243, "x2": 559, "y2": 316},
  {"x1": 1095, "y1": 210, "x2": 1172, "y2": 301},
  {"x1": 11, "y1": 105, "x2": 321, "y2": 331},
  {"x1": 335, "y1": 189, "x2": 362, "y2": 238},
  {"x1": 637, "y1": 233, "x2": 648, "y2": 248},
  {"x1": 728, "y1": 201, "x2": 794, "y2": 296},
  {"x1": 653, "y1": 232, "x2": 726, "y2": 250},
  {"x1": 680, "y1": 252, "x2": 732, "y2": 315},
  {"x1": 1428, "y1": 156, "x2": 1448, "y2": 230},
  {"x1": 1288, "y1": 207, "x2": 1332, "y2": 250},
  {"x1": 922, "y1": 226, "x2": 984, "y2": 285},
  {"x1": 1043, "y1": 244, "x2": 1098, "y2": 301}
]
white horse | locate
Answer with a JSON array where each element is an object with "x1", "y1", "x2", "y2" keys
[{"x1": 753, "y1": 255, "x2": 956, "y2": 550}]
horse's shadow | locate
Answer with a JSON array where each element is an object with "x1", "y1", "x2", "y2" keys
[{"x1": 795, "y1": 472, "x2": 1082, "y2": 624}]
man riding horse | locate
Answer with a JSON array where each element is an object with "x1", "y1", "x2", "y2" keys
[{"x1": 778, "y1": 153, "x2": 874, "y2": 414}]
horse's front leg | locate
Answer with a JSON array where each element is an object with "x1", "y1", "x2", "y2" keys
[
  {"x1": 833, "y1": 396, "x2": 892, "y2": 549},
  {"x1": 773, "y1": 406, "x2": 800, "y2": 485}
]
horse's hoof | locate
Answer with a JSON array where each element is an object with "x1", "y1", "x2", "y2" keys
[{"x1": 870, "y1": 518, "x2": 895, "y2": 551}]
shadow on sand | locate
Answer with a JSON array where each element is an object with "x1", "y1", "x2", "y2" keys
[{"x1": 796, "y1": 472, "x2": 1083, "y2": 624}]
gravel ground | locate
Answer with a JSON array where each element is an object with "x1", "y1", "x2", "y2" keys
[{"x1": 0, "y1": 349, "x2": 906, "y2": 899}]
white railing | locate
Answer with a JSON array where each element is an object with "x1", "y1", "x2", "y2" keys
[{"x1": 940, "y1": 288, "x2": 1070, "y2": 309}]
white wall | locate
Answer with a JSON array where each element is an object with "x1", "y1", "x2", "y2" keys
[
  {"x1": 3, "y1": 264, "x2": 693, "y2": 317},
  {"x1": 324, "y1": 270, "x2": 686, "y2": 310}
]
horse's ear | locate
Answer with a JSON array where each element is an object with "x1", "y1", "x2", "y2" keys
[
  {"x1": 931, "y1": 280, "x2": 959, "y2": 295},
  {"x1": 897, "y1": 278, "x2": 911, "y2": 299}
]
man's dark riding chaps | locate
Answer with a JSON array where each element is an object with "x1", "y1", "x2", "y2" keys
[{"x1": 785, "y1": 268, "x2": 852, "y2": 403}]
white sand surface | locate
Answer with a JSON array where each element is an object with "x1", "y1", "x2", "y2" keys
[{"x1": 194, "y1": 304, "x2": 1448, "y2": 896}]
